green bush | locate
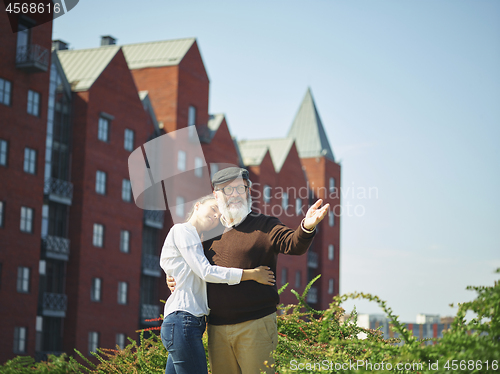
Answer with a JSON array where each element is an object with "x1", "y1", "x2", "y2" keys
[{"x1": 2, "y1": 269, "x2": 498, "y2": 373}]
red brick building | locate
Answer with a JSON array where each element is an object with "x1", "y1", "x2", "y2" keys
[{"x1": 0, "y1": 14, "x2": 341, "y2": 362}]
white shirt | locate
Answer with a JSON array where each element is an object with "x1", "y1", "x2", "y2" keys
[{"x1": 160, "y1": 222, "x2": 243, "y2": 317}]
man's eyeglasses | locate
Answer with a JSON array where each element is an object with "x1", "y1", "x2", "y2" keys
[{"x1": 215, "y1": 185, "x2": 249, "y2": 196}]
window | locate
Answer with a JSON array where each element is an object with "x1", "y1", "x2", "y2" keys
[
  {"x1": 0, "y1": 78, "x2": 12, "y2": 106},
  {"x1": 329, "y1": 210, "x2": 334, "y2": 227},
  {"x1": 295, "y1": 271, "x2": 301, "y2": 288},
  {"x1": 14, "y1": 327, "x2": 27, "y2": 353},
  {"x1": 188, "y1": 106, "x2": 196, "y2": 126},
  {"x1": 17, "y1": 267, "x2": 30, "y2": 293},
  {"x1": 328, "y1": 245, "x2": 334, "y2": 261},
  {"x1": 122, "y1": 179, "x2": 132, "y2": 202},
  {"x1": 27, "y1": 90, "x2": 40, "y2": 116},
  {"x1": 295, "y1": 198, "x2": 302, "y2": 216},
  {"x1": 16, "y1": 19, "x2": 30, "y2": 53},
  {"x1": 194, "y1": 157, "x2": 203, "y2": 177},
  {"x1": 95, "y1": 171, "x2": 106, "y2": 195},
  {"x1": 281, "y1": 267, "x2": 288, "y2": 286},
  {"x1": 20, "y1": 206, "x2": 33, "y2": 233},
  {"x1": 124, "y1": 129, "x2": 134, "y2": 151},
  {"x1": 176, "y1": 196, "x2": 185, "y2": 217},
  {"x1": 0, "y1": 139, "x2": 8, "y2": 166},
  {"x1": 117, "y1": 282, "x2": 128, "y2": 305},
  {"x1": 116, "y1": 333, "x2": 126, "y2": 349},
  {"x1": 328, "y1": 278, "x2": 335, "y2": 294},
  {"x1": 91, "y1": 278, "x2": 102, "y2": 302},
  {"x1": 88, "y1": 331, "x2": 99, "y2": 354},
  {"x1": 0, "y1": 201, "x2": 4, "y2": 227},
  {"x1": 23, "y1": 147, "x2": 36, "y2": 174},
  {"x1": 210, "y1": 163, "x2": 219, "y2": 177},
  {"x1": 329, "y1": 177, "x2": 335, "y2": 193},
  {"x1": 120, "y1": 230, "x2": 130, "y2": 253},
  {"x1": 282, "y1": 192, "x2": 288, "y2": 211},
  {"x1": 263, "y1": 185, "x2": 271, "y2": 204},
  {"x1": 177, "y1": 150, "x2": 186, "y2": 171},
  {"x1": 188, "y1": 106, "x2": 196, "y2": 137},
  {"x1": 98, "y1": 117, "x2": 109, "y2": 142},
  {"x1": 93, "y1": 224, "x2": 104, "y2": 247}
]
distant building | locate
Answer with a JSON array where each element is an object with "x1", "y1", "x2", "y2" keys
[{"x1": 0, "y1": 7, "x2": 341, "y2": 363}]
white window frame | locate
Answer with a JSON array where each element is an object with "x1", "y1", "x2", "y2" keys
[
  {"x1": 27, "y1": 90, "x2": 40, "y2": 116},
  {"x1": 20, "y1": 206, "x2": 33, "y2": 233},
  {"x1": 88, "y1": 331, "x2": 99, "y2": 354},
  {"x1": 281, "y1": 267, "x2": 288, "y2": 286},
  {"x1": 295, "y1": 270, "x2": 301, "y2": 288},
  {"x1": 177, "y1": 150, "x2": 186, "y2": 171},
  {"x1": 117, "y1": 282, "x2": 128, "y2": 305},
  {"x1": 91, "y1": 277, "x2": 102, "y2": 302},
  {"x1": 210, "y1": 163, "x2": 219, "y2": 177},
  {"x1": 124, "y1": 129, "x2": 134, "y2": 151},
  {"x1": 23, "y1": 147, "x2": 36, "y2": 174},
  {"x1": 17, "y1": 266, "x2": 30, "y2": 293},
  {"x1": 0, "y1": 78, "x2": 12, "y2": 106},
  {"x1": 120, "y1": 230, "x2": 130, "y2": 253},
  {"x1": 194, "y1": 157, "x2": 203, "y2": 178},
  {"x1": 328, "y1": 244, "x2": 334, "y2": 261},
  {"x1": 282, "y1": 192, "x2": 288, "y2": 211},
  {"x1": 116, "y1": 333, "x2": 126, "y2": 349},
  {"x1": 328, "y1": 278, "x2": 335, "y2": 294},
  {"x1": 176, "y1": 196, "x2": 185, "y2": 218},
  {"x1": 263, "y1": 185, "x2": 271, "y2": 204},
  {"x1": 14, "y1": 327, "x2": 27, "y2": 353},
  {"x1": 95, "y1": 171, "x2": 106, "y2": 195},
  {"x1": 122, "y1": 179, "x2": 132, "y2": 202},
  {"x1": 0, "y1": 201, "x2": 4, "y2": 228},
  {"x1": 329, "y1": 177, "x2": 335, "y2": 193},
  {"x1": 295, "y1": 198, "x2": 302, "y2": 216},
  {"x1": 93, "y1": 223, "x2": 104, "y2": 247},
  {"x1": 98, "y1": 117, "x2": 110, "y2": 142},
  {"x1": 0, "y1": 139, "x2": 8, "y2": 166}
]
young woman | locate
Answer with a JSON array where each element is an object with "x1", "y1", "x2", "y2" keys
[{"x1": 159, "y1": 195, "x2": 275, "y2": 374}]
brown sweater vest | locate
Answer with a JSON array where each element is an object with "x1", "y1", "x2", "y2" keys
[{"x1": 203, "y1": 211, "x2": 315, "y2": 325}]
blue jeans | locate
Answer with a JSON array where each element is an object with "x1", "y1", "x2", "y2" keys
[{"x1": 161, "y1": 311, "x2": 208, "y2": 374}]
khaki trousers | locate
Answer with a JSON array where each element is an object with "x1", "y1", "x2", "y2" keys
[{"x1": 207, "y1": 313, "x2": 278, "y2": 374}]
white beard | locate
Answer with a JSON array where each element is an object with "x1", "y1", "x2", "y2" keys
[{"x1": 219, "y1": 194, "x2": 252, "y2": 227}]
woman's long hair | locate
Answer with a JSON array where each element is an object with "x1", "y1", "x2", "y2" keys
[{"x1": 185, "y1": 194, "x2": 217, "y2": 222}]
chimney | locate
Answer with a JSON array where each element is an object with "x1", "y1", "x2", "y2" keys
[
  {"x1": 101, "y1": 35, "x2": 117, "y2": 46},
  {"x1": 52, "y1": 39, "x2": 69, "y2": 51}
]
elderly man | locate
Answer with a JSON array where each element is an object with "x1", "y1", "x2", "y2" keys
[{"x1": 168, "y1": 166, "x2": 329, "y2": 374}]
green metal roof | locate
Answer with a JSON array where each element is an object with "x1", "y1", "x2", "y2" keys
[
  {"x1": 121, "y1": 38, "x2": 196, "y2": 70},
  {"x1": 56, "y1": 46, "x2": 120, "y2": 92},
  {"x1": 287, "y1": 88, "x2": 335, "y2": 161},
  {"x1": 238, "y1": 138, "x2": 295, "y2": 173}
]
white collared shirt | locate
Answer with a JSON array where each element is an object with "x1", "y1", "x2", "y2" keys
[{"x1": 160, "y1": 222, "x2": 243, "y2": 317}]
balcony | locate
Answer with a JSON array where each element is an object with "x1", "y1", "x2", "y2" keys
[
  {"x1": 42, "y1": 235, "x2": 70, "y2": 261},
  {"x1": 41, "y1": 292, "x2": 67, "y2": 318},
  {"x1": 142, "y1": 254, "x2": 161, "y2": 277},
  {"x1": 141, "y1": 304, "x2": 161, "y2": 324},
  {"x1": 44, "y1": 178, "x2": 73, "y2": 205},
  {"x1": 307, "y1": 251, "x2": 318, "y2": 269},
  {"x1": 16, "y1": 44, "x2": 50, "y2": 73},
  {"x1": 144, "y1": 210, "x2": 164, "y2": 229},
  {"x1": 306, "y1": 287, "x2": 318, "y2": 304}
]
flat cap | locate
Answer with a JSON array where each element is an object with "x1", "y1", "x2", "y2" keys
[{"x1": 212, "y1": 167, "x2": 249, "y2": 187}]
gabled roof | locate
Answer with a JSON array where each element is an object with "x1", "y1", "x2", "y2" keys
[
  {"x1": 56, "y1": 46, "x2": 121, "y2": 91},
  {"x1": 121, "y1": 38, "x2": 196, "y2": 70},
  {"x1": 287, "y1": 88, "x2": 335, "y2": 161},
  {"x1": 206, "y1": 113, "x2": 225, "y2": 141},
  {"x1": 238, "y1": 138, "x2": 295, "y2": 173}
]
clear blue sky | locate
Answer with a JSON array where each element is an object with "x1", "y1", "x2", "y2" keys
[{"x1": 53, "y1": 0, "x2": 500, "y2": 322}]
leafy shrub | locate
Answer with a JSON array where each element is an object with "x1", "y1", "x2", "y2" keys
[{"x1": 2, "y1": 269, "x2": 498, "y2": 374}]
